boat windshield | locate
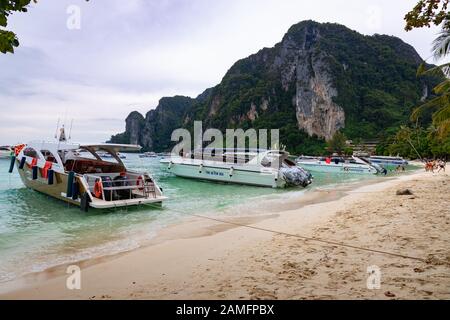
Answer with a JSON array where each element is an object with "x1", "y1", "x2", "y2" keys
[{"x1": 63, "y1": 147, "x2": 125, "y2": 174}]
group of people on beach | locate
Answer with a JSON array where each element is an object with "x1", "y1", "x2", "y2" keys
[{"x1": 425, "y1": 159, "x2": 446, "y2": 173}]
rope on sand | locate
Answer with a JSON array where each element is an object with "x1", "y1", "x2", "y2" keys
[
  {"x1": 191, "y1": 213, "x2": 427, "y2": 263},
  {"x1": 141, "y1": 202, "x2": 429, "y2": 263}
]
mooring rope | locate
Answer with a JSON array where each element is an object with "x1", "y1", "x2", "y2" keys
[{"x1": 138, "y1": 201, "x2": 430, "y2": 264}]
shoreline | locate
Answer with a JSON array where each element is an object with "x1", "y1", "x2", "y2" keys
[{"x1": 1, "y1": 167, "x2": 449, "y2": 299}]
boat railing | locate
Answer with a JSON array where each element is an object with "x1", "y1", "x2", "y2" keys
[{"x1": 83, "y1": 174, "x2": 156, "y2": 201}]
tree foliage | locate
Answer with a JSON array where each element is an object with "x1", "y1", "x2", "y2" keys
[
  {"x1": 0, "y1": 0, "x2": 34, "y2": 53},
  {"x1": 326, "y1": 131, "x2": 348, "y2": 155},
  {"x1": 378, "y1": 1, "x2": 450, "y2": 158},
  {"x1": 405, "y1": 0, "x2": 450, "y2": 31}
]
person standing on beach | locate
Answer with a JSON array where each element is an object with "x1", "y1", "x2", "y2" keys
[{"x1": 437, "y1": 159, "x2": 446, "y2": 173}]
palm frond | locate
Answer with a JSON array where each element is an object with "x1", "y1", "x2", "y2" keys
[
  {"x1": 411, "y1": 95, "x2": 449, "y2": 121},
  {"x1": 432, "y1": 103, "x2": 450, "y2": 124},
  {"x1": 417, "y1": 62, "x2": 450, "y2": 78},
  {"x1": 433, "y1": 79, "x2": 450, "y2": 94},
  {"x1": 432, "y1": 25, "x2": 450, "y2": 60},
  {"x1": 436, "y1": 118, "x2": 450, "y2": 140}
]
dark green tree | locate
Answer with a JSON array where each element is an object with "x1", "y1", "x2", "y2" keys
[
  {"x1": 326, "y1": 132, "x2": 348, "y2": 155},
  {"x1": 0, "y1": 0, "x2": 34, "y2": 53}
]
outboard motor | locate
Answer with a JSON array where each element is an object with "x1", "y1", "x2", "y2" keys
[{"x1": 280, "y1": 166, "x2": 312, "y2": 187}]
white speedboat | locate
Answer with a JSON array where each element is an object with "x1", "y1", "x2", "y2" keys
[
  {"x1": 161, "y1": 149, "x2": 313, "y2": 188},
  {"x1": 139, "y1": 152, "x2": 158, "y2": 158},
  {"x1": 296, "y1": 156, "x2": 379, "y2": 174},
  {"x1": 0, "y1": 146, "x2": 12, "y2": 159},
  {"x1": 368, "y1": 156, "x2": 408, "y2": 169},
  {"x1": 8, "y1": 140, "x2": 166, "y2": 211}
]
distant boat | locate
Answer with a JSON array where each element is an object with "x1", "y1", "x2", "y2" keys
[
  {"x1": 368, "y1": 156, "x2": 408, "y2": 169},
  {"x1": 158, "y1": 152, "x2": 171, "y2": 158},
  {"x1": 161, "y1": 149, "x2": 313, "y2": 188},
  {"x1": 0, "y1": 146, "x2": 12, "y2": 159},
  {"x1": 139, "y1": 152, "x2": 158, "y2": 158},
  {"x1": 296, "y1": 156, "x2": 379, "y2": 174}
]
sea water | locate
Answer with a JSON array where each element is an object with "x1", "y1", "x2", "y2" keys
[{"x1": 0, "y1": 154, "x2": 395, "y2": 283}]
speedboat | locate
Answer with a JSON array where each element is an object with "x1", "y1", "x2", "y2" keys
[
  {"x1": 368, "y1": 156, "x2": 408, "y2": 169},
  {"x1": 160, "y1": 149, "x2": 313, "y2": 188},
  {"x1": 296, "y1": 156, "x2": 379, "y2": 174},
  {"x1": 8, "y1": 141, "x2": 166, "y2": 211},
  {"x1": 0, "y1": 146, "x2": 12, "y2": 159},
  {"x1": 139, "y1": 152, "x2": 158, "y2": 158}
]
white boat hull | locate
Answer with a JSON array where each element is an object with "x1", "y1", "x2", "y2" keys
[
  {"x1": 162, "y1": 160, "x2": 285, "y2": 188},
  {"x1": 0, "y1": 151, "x2": 11, "y2": 159},
  {"x1": 297, "y1": 161, "x2": 378, "y2": 174}
]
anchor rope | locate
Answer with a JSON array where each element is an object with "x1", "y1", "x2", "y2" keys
[{"x1": 139, "y1": 201, "x2": 430, "y2": 264}]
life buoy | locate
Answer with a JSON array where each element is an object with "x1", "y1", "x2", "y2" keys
[
  {"x1": 136, "y1": 176, "x2": 145, "y2": 191},
  {"x1": 94, "y1": 179, "x2": 103, "y2": 199}
]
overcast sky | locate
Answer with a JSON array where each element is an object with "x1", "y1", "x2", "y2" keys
[{"x1": 0, "y1": 0, "x2": 441, "y2": 144}]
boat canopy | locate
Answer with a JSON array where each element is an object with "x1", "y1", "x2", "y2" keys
[
  {"x1": 20, "y1": 141, "x2": 141, "y2": 169},
  {"x1": 80, "y1": 144, "x2": 142, "y2": 153},
  {"x1": 26, "y1": 141, "x2": 141, "y2": 153}
]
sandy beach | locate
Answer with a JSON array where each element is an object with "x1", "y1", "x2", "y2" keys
[{"x1": 1, "y1": 166, "x2": 449, "y2": 300}]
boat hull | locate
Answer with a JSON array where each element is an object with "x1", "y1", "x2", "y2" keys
[
  {"x1": 297, "y1": 162, "x2": 378, "y2": 174},
  {"x1": 368, "y1": 159, "x2": 408, "y2": 170},
  {"x1": 0, "y1": 151, "x2": 11, "y2": 159},
  {"x1": 16, "y1": 160, "x2": 85, "y2": 206},
  {"x1": 163, "y1": 161, "x2": 285, "y2": 188},
  {"x1": 15, "y1": 159, "x2": 166, "y2": 209}
]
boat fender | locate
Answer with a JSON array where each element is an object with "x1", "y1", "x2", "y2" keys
[
  {"x1": 19, "y1": 157, "x2": 26, "y2": 170},
  {"x1": 168, "y1": 162, "x2": 173, "y2": 170},
  {"x1": 32, "y1": 166, "x2": 38, "y2": 180},
  {"x1": 199, "y1": 164, "x2": 203, "y2": 173},
  {"x1": 48, "y1": 169, "x2": 54, "y2": 185},
  {"x1": 229, "y1": 167, "x2": 234, "y2": 177},
  {"x1": 8, "y1": 156, "x2": 15, "y2": 173},
  {"x1": 94, "y1": 179, "x2": 103, "y2": 199},
  {"x1": 80, "y1": 192, "x2": 91, "y2": 212},
  {"x1": 67, "y1": 171, "x2": 75, "y2": 198},
  {"x1": 72, "y1": 181, "x2": 80, "y2": 200}
]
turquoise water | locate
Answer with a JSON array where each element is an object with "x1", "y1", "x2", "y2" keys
[{"x1": 0, "y1": 154, "x2": 387, "y2": 283}]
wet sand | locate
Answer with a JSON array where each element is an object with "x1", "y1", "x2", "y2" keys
[{"x1": 1, "y1": 166, "x2": 449, "y2": 300}]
